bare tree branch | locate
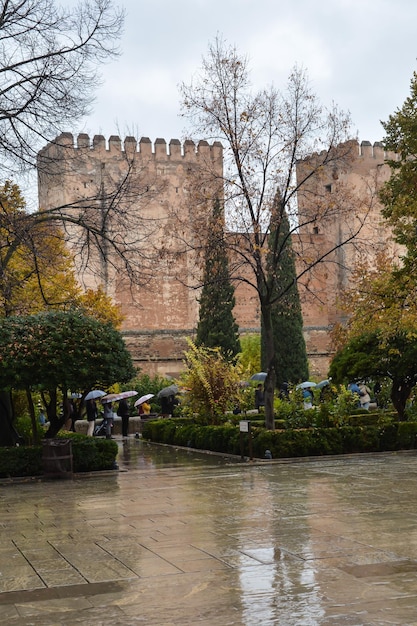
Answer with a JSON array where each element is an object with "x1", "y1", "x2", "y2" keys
[
  {"x1": 176, "y1": 36, "x2": 376, "y2": 429},
  {"x1": 0, "y1": 0, "x2": 123, "y2": 173}
]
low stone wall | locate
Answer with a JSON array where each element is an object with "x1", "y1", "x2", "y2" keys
[{"x1": 74, "y1": 416, "x2": 153, "y2": 436}]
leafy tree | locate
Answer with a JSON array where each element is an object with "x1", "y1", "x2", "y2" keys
[
  {"x1": 180, "y1": 340, "x2": 240, "y2": 424},
  {"x1": 180, "y1": 37, "x2": 367, "y2": 428},
  {"x1": 0, "y1": 310, "x2": 135, "y2": 442},
  {"x1": 0, "y1": 1, "x2": 158, "y2": 442},
  {"x1": 0, "y1": 181, "x2": 123, "y2": 324},
  {"x1": 328, "y1": 71, "x2": 417, "y2": 420},
  {"x1": 380, "y1": 70, "x2": 417, "y2": 261},
  {"x1": 329, "y1": 331, "x2": 417, "y2": 420},
  {"x1": 238, "y1": 334, "x2": 261, "y2": 376},
  {"x1": 0, "y1": 181, "x2": 77, "y2": 314},
  {"x1": 262, "y1": 206, "x2": 308, "y2": 387},
  {"x1": 196, "y1": 197, "x2": 240, "y2": 360}
]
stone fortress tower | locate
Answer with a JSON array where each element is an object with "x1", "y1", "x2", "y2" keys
[
  {"x1": 37, "y1": 135, "x2": 400, "y2": 378},
  {"x1": 38, "y1": 133, "x2": 223, "y2": 376},
  {"x1": 294, "y1": 140, "x2": 401, "y2": 376}
]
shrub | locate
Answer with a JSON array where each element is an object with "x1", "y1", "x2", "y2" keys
[
  {"x1": 180, "y1": 340, "x2": 241, "y2": 423},
  {"x1": 397, "y1": 422, "x2": 417, "y2": 449},
  {"x1": 68, "y1": 435, "x2": 118, "y2": 472},
  {"x1": 142, "y1": 418, "x2": 417, "y2": 460},
  {"x1": 0, "y1": 446, "x2": 42, "y2": 478},
  {"x1": 0, "y1": 434, "x2": 118, "y2": 478},
  {"x1": 15, "y1": 415, "x2": 45, "y2": 445}
]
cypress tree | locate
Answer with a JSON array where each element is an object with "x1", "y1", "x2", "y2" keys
[
  {"x1": 262, "y1": 203, "x2": 309, "y2": 387},
  {"x1": 196, "y1": 197, "x2": 241, "y2": 360}
]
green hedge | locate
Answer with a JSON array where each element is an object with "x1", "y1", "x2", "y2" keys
[
  {"x1": 0, "y1": 446, "x2": 43, "y2": 478},
  {"x1": 142, "y1": 419, "x2": 417, "y2": 459},
  {"x1": 0, "y1": 435, "x2": 118, "y2": 478}
]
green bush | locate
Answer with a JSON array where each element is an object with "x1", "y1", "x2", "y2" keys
[
  {"x1": 0, "y1": 446, "x2": 42, "y2": 478},
  {"x1": 0, "y1": 435, "x2": 118, "y2": 478},
  {"x1": 142, "y1": 418, "x2": 417, "y2": 460},
  {"x1": 69, "y1": 435, "x2": 118, "y2": 472},
  {"x1": 397, "y1": 422, "x2": 417, "y2": 449},
  {"x1": 15, "y1": 415, "x2": 46, "y2": 445}
]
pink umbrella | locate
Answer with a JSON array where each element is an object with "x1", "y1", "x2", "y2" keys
[{"x1": 101, "y1": 390, "x2": 138, "y2": 403}]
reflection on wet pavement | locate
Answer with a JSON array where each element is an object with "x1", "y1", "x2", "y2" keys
[
  {"x1": 117, "y1": 437, "x2": 239, "y2": 470},
  {"x1": 1, "y1": 439, "x2": 417, "y2": 624}
]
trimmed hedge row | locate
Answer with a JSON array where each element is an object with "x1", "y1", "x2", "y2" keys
[
  {"x1": 0, "y1": 435, "x2": 118, "y2": 478},
  {"x1": 142, "y1": 419, "x2": 417, "y2": 459}
]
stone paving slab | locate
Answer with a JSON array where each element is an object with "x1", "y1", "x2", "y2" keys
[{"x1": 1, "y1": 441, "x2": 417, "y2": 624}]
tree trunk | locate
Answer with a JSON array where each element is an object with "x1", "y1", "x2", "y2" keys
[
  {"x1": 0, "y1": 391, "x2": 23, "y2": 446},
  {"x1": 391, "y1": 380, "x2": 413, "y2": 421},
  {"x1": 261, "y1": 303, "x2": 276, "y2": 430},
  {"x1": 43, "y1": 389, "x2": 65, "y2": 438},
  {"x1": 26, "y1": 388, "x2": 40, "y2": 445}
]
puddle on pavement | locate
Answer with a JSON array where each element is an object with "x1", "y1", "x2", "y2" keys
[
  {"x1": 116, "y1": 437, "x2": 238, "y2": 471},
  {"x1": 342, "y1": 559, "x2": 417, "y2": 578}
]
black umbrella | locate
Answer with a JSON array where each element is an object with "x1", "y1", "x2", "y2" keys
[
  {"x1": 157, "y1": 384, "x2": 179, "y2": 398},
  {"x1": 250, "y1": 372, "x2": 267, "y2": 382}
]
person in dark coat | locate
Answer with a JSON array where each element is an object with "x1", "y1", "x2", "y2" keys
[
  {"x1": 117, "y1": 398, "x2": 130, "y2": 438},
  {"x1": 86, "y1": 399, "x2": 98, "y2": 436},
  {"x1": 254, "y1": 384, "x2": 265, "y2": 412},
  {"x1": 160, "y1": 394, "x2": 178, "y2": 416}
]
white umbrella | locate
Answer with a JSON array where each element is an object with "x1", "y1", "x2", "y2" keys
[
  {"x1": 117, "y1": 390, "x2": 138, "y2": 400},
  {"x1": 101, "y1": 390, "x2": 138, "y2": 403},
  {"x1": 85, "y1": 390, "x2": 106, "y2": 401},
  {"x1": 134, "y1": 393, "x2": 154, "y2": 407},
  {"x1": 70, "y1": 392, "x2": 82, "y2": 399},
  {"x1": 101, "y1": 393, "x2": 118, "y2": 404}
]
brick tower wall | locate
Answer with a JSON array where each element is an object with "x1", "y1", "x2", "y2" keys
[{"x1": 37, "y1": 136, "x2": 400, "y2": 379}]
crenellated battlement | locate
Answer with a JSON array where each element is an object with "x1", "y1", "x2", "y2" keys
[
  {"x1": 39, "y1": 132, "x2": 223, "y2": 162},
  {"x1": 357, "y1": 140, "x2": 398, "y2": 162},
  {"x1": 306, "y1": 140, "x2": 398, "y2": 164}
]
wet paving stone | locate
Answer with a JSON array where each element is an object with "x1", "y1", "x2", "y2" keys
[{"x1": 1, "y1": 441, "x2": 417, "y2": 624}]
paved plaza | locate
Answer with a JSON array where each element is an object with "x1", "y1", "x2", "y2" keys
[{"x1": 1, "y1": 440, "x2": 417, "y2": 625}]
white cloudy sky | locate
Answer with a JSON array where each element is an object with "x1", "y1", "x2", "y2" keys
[{"x1": 78, "y1": 0, "x2": 417, "y2": 146}]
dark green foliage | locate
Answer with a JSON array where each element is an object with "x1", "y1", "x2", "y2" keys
[
  {"x1": 397, "y1": 422, "x2": 417, "y2": 449},
  {"x1": 142, "y1": 418, "x2": 417, "y2": 459},
  {"x1": 68, "y1": 435, "x2": 118, "y2": 472},
  {"x1": 329, "y1": 331, "x2": 417, "y2": 419},
  {"x1": 262, "y1": 208, "x2": 308, "y2": 387},
  {"x1": 380, "y1": 71, "x2": 417, "y2": 257},
  {"x1": 0, "y1": 310, "x2": 136, "y2": 439},
  {"x1": 15, "y1": 415, "x2": 45, "y2": 446},
  {"x1": 0, "y1": 436, "x2": 118, "y2": 478},
  {"x1": 0, "y1": 310, "x2": 135, "y2": 392},
  {"x1": 378, "y1": 424, "x2": 399, "y2": 451},
  {"x1": 196, "y1": 197, "x2": 241, "y2": 360},
  {"x1": 0, "y1": 446, "x2": 42, "y2": 478},
  {"x1": 126, "y1": 374, "x2": 173, "y2": 413}
]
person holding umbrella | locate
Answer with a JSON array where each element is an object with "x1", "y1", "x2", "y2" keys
[
  {"x1": 86, "y1": 398, "x2": 98, "y2": 436},
  {"x1": 134, "y1": 394, "x2": 154, "y2": 416},
  {"x1": 254, "y1": 384, "x2": 265, "y2": 412},
  {"x1": 117, "y1": 398, "x2": 130, "y2": 438},
  {"x1": 157, "y1": 385, "x2": 179, "y2": 416},
  {"x1": 102, "y1": 400, "x2": 114, "y2": 439}
]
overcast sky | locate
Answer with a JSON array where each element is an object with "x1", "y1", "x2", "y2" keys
[{"x1": 77, "y1": 0, "x2": 417, "y2": 147}]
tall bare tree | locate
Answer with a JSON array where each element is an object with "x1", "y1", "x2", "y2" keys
[
  {"x1": 180, "y1": 37, "x2": 374, "y2": 429},
  {"x1": 0, "y1": 0, "x2": 165, "y2": 444},
  {"x1": 0, "y1": 0, "x2": 159, "y2": 299},
  {"x1": 0, "y1": 0, "x2": 123, "y2": 174}
]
